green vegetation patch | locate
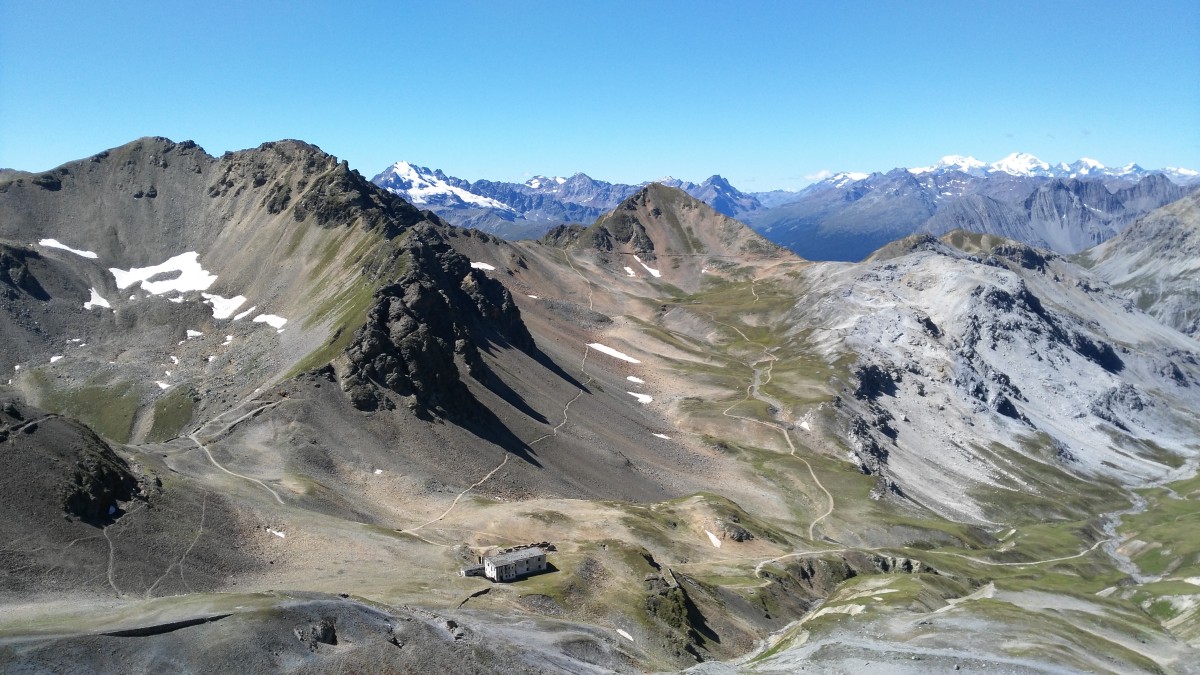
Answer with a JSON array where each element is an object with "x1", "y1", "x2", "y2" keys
[
  {"x1": 146, "y1": 385, "x2": 196, "y2": 442},
  {"x1": 38, "y1": 375, "x2": 141, "y2": 444}
]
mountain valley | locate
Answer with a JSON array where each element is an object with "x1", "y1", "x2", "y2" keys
[{"x1": 1, "y1": 138, "x2": 1200, "y2": 672}]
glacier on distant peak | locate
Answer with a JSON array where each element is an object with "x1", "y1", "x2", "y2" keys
[
  {"x1": 525, "y1": 175, "x2": 567, "y2": 189},
  {"x1": 374, "y1": 161, "x2": 515, "y2": 212},
  {"x1": 910, "y1": 155, "x2": 988, "y2": 176},
  {"x1": 989, "y1": 152, "x2": 1052, "y2": 176}
]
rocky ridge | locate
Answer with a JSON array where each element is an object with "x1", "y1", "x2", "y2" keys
[{"x1": 343, "y1": 224, "x2": 535, "y2": 416}]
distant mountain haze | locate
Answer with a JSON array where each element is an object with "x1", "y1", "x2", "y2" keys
[{"x1": 373, "y1": 153, "x2": 1197, "y2": 261}]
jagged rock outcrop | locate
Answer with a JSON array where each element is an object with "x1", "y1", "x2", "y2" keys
[
  {"x1": 0, "y1": 402, "x2": 140, "y2": 526},
  {"x1": 0, "y1": 245, "x2": 49, "y2": 300},
  {"x1": 61, "y1": 424, "x2": 141, "y2": 524},
  {"x1": 766, "y1": 552, "x2": 937, "y2": 601},
  {"x1": 343, "y1": 225, "x2": 534, "y2": 416},
  {"x1": 539, "y1": 223, "x2": 585, "y2": 247}
]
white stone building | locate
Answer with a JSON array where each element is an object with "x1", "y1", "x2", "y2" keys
[{"x1": 483, "y1": 547, "x2": 547, "y2": 582}]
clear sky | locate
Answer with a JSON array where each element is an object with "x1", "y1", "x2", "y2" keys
[{"x1": 2, "y1": 1, "x2": 1197, "y2": 190}]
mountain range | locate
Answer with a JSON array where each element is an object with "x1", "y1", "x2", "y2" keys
[
  {"x1": 2, "y1": 138, "x2": 1200, "y2": 672},
  {"x1": 372, "y1": 162, "x2": 764, "y2": 240},
  {"x1": 373, "y1": 154, "x2": 1198, "y2": 262}
]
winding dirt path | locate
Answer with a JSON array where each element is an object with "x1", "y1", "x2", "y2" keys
[
  {"x1": 562, "y1": 250, "x2": 595, "y2": 311},
  {"x1": 187, "y1": 433, "x2": 285, "y2": 505},
  {"x1": 193, "y1": 399, "x2": 288, "y2": 443},
  {"x1": 146, "y1": 491, "x2": 207, "y2": 597},
  {"x1": 709, "y1": 314, "x2": 835, "y2": 541},
  {"x1": 402, "y1": 456, "x2": 512, "y2": 535},
  {"x1": 402, "y1": 345, "x2": 595, "y2": 537}
]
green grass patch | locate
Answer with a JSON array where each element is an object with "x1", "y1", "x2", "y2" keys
[
  {"x1": 39, "y1": 376, "x2": 141, "y2": 444},
  {"x1": 146, "y1": 385, "x2": 195, "y2": 442},
  {"x1": 1121, "y1": 476, "x2": 1200, "y2": 580}
]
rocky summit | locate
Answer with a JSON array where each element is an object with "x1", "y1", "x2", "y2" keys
[{"x1": 1, "y1": 138, "x2": 1200, "y2": 673}]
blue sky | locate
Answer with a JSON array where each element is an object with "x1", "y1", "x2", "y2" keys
[{"x1": 1, "y1": 1, "x2": 1197, "y2": 190}]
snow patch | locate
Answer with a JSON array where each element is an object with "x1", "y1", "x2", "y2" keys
[
  {"x1": 527, "y1": 294, "x2": 539, "y2": 299},
  {"x1": 83, "y1": 288, "x2": 111, "y2": 310},
  {"x1": 374, "y1": 469, "x2": 383, "y2": 475},
  {"x1": 233, "y1": 306, "x2": 256, "y2": 321},
  {"x1": 155, "y1": 381, "x2": 169, "y2": 390},
  {"x1": 652, "y1": 433, "x2": 672, "y2": 440},
  {"x1": 705, "y1": 530, "x2": 722, "y2": 548},
  {"x1": 616, "y1": 629, "x2": 633, "y2": 641},
  {"x1": 110, "y1": 252, "x2": 217, "y2": 295},
  {"x1": 50, "y1": 355, "x2": 63, "y2": 363},
  {"x1": 253, "y1": 314, "x2": 287, "y2": 329},
  {"x1": 812, "y1": 603, "x2": 865, "y2": 618},
  {"x1": 202, "y1": 293, "x2": 247, "y2": 319},
  {"x1": 587, "y1": 343, "x2": 640, "y2": 363},
  {"x1": 470, "y1": 261, "x2": 496, "y2": 271},
  {"x1": 186, "y1": 329, "x2": 203, "y2": 338},
  {"x1": 633, "y1": 256, "x2": 662, "y2": 278},
  {"x1": 169, "y1": 356, "x2": 179, "y2": 365},
  {"x1": 627, "y1": 392, "x2": 652, "y2": 404},
  {"x1": 626, "y1": 376, "x2": 645, "y2": 384},
  {"x1": 267, "y1": 529, "x2": 286, "y2": 539},
  {"x1": 624, "y1": 266, "x2": 636, "y2": 277},
  {"x1": 39, "y1": 239, "x2": 98, "y2": 259}
]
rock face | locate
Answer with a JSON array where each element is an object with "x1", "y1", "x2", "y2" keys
[
  {"x1": 60, "y1": 424, "x2": 141, "y2": 524},
  {"x1": 1085, "y1": 191, "x2": 1200, "y2": 338},
  {"x1": 343, "y1": 225, "x2": 534, "y2": 416},
  {"x1": 0, "y1": 245, "x2": 49, "y2": 300},
  {"x1": 923, "y1": 175, "x2": 1187, "y2": 254},
  {"x1": 795, "y1": 232, "x2": 1200, "y2": 523}
]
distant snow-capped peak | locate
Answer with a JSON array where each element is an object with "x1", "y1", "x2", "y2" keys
[
  {"x1": 525, "y1": 175, "x2": 567, "y2": 189},
  {"x1": 989, "y1": 152, "x2": 1052, "y2": 177},
  {"x1": 895, "y1": 153, "x2": 1191, "y2": 181},
  {"x1": 374, "y1": 161, "x2": 514, "y2": 211},
  {"x1": 828, "y1": 172, "x2": 870, "y2": 187},
  {"x1": 910, "y1": 155, "x2": 989, "y2": 175}
]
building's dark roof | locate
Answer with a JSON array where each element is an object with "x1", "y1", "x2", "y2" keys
[{"x1": 485, "y1": 547, "x2": 546, "y2": 566}]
